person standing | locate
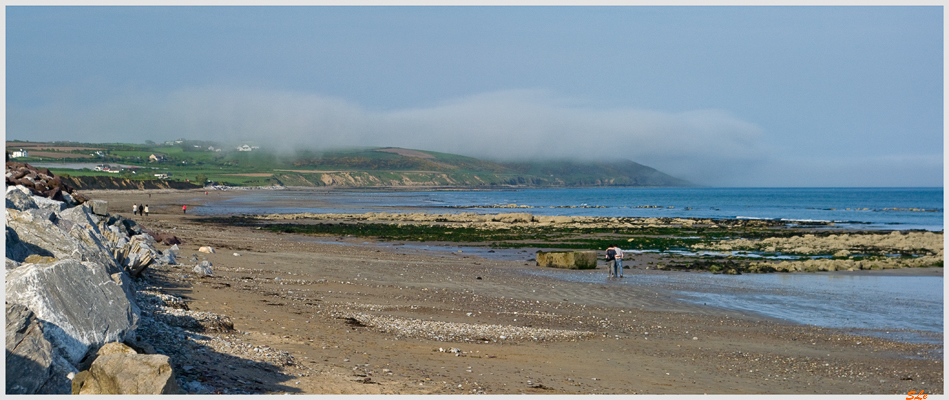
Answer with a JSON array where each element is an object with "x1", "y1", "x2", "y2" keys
[
  {"x1": 614, "y1": 245, "x2": 624, "y2": 278},
  {"x1": 132, "y1": 204, "x2": 138, "y2": 216},
  {"x1": 144, "y1": 204, "x2": 149, "y2": 217},
  {"x1": 605, "y1": 244, "x2": 617, "y2": 278},
  {"x1": 182, "y1": 204, "x2": 187, "y2": 214}
]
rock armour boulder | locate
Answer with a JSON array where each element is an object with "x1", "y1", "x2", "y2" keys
[
  {"x1": 5, "y1": 161, "x2": 87, "y2": 204},
  {"x1": 5, "y1": 259, "x2": 140, "y2": 364},
  {"x1": 72, "y1": 351, "x2": 180, "y2": 394},
  {"x1": 5, "y1": 303, "x2": 75, "y2": 394}
]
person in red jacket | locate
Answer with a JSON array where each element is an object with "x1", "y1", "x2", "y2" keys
[{"x1": 182, "y1": 204, "x2": 187, "y2": 214}]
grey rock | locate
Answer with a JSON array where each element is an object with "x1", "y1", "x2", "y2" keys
[
  {"x1": 6, "y1": 208, "x2": 121, "y2": 273},
  {"x1": 5, "y1": 259, "x2": 140, "y2": 364},
  {"x1": 116, "y1": 234, "x2": 159, "y2": 276},
  {"x1": 184, "y1": 380, "x2": 211, "y2": 394},
  {"x1": 59, "y1": 204, "x2": 103, "y2": 234},
  {"x1": 6, "y1": 226, "x2": 36, "y2": 263},
  {"x1": 87, "y1": 199, "x2": 109, "y2": 216},
  {"x1": 111, "y1": 272, "x2": 142, "y2": 319},
  {"x1": 31, "y1": 195, "x2": 66, "y2": 212},
  {"x1": 61, "y1": 192, "x2": 77, "y2": 207},
  {"x1": 5, "y1": 185, "x2": 37, "y2": 211},
  {"x1": 158, "y1": 249, "x2": 178, "y2": 265},
  {"x1": 5, "y1": 303, "x2": 75, "y2": 394},
  {"x1": 192, "y1": 261, "x2": 213, "y2": 276},
  {"x1": 38, "y1": 349, "x2": 77, "y2": 394},
  {"x1": 6, "y1": 303, "x2": 55, "y2": 394}
]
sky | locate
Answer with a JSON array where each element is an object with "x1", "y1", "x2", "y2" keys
[{"x1": 5, "y1": 6, "x2": 943, "y2": 187}]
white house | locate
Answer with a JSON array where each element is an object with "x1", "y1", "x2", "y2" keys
[
  {"x1": 238, "y1": 145, "x2": 253, "y2": 152},
  {"x1": 11, "y1": 149, "x2": 29, "y2": 158}
]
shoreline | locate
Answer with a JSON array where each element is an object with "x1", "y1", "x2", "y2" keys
[{"x1": 78, "y1": 189, "x2": 944, "y2": 394}]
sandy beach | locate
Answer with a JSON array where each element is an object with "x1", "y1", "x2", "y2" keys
[{"x1": 90, "y1": 189, "x2": 943, "y2": 394}]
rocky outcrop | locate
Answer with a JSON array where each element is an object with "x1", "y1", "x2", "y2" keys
[
  {"x1": 536, "y1": 251, "x2": 597, "y2": 270},
  {"x1": 693, "y1": 231, "x2": 943, "y2": 257}
]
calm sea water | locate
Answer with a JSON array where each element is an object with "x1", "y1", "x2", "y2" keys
[
  {"x1": 524, "y1": 267, "x2": 943, "y2": 345},
  {"x1": 198, "y1": 187, "x2": 944, "y2": 231}
]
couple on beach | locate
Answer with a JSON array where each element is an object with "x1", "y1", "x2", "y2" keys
[
  {"x1": 605, "y1": 244, "x2": 624, "y2": 278},
  {"x1": 132, "y1": 204, "x2": 149, "y2": 217}
]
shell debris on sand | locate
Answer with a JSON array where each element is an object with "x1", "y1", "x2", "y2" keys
[{"x1": 346, "y1": 312, "x2": 595, "y2": 342}]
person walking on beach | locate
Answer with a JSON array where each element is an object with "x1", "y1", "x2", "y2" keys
[
  {"x1": 182, "y1": 204, "x2": 187, "y2": 214},
  {"x1": 132, "y1": 204, "x2": 138, "y2": 216},
  {"x1": 614, "y1": 245, "x2": 624, "y2": 278},
  {"x1": 605, "y1": 244, "x2": 617, "y2": 278},
  {"x1": 144, "y1": 204, "x2": 149, "y2": 217}
]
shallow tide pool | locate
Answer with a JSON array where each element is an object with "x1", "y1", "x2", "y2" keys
[{"x1": 525, "y1": 267, "x2": 943, "y2": 344}]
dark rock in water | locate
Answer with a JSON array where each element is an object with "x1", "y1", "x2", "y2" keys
[
  {"x1": 72, "y1": 352, "x2": 180, "y2": 394},
  {"x1": 5, "y1": 303, "x2": 74, "y2": 394},
  {"x1": 6, "y1": 259, "x2": 140, "y2": 365}
]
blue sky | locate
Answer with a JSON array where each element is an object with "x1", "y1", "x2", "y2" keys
[{"x1": 5, "y1": 6, "x2": 943, "y2": 187}]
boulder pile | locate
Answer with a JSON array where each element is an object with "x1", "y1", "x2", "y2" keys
[
  {"x1": 5, "y1": 166, "x2": 183, "y2": 394},
  {"x1": 5, "y1": 161, "x2": 87, "y2": 205}
]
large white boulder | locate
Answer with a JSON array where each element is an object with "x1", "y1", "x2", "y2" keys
[{"x1": 5, "y1": 259, "x2": 140, "y2": 364}]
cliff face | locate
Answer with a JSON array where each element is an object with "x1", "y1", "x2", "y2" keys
[{"x1": 62, "y1": 176, "x2": 201, "y2": 190}]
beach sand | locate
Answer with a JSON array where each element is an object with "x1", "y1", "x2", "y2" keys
[{"x1": 92, "y1": 189, "x2": 943, "y2": 394}]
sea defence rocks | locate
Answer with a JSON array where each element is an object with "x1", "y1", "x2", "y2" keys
[
  {"x1": 4, "y1": 170, "x2": 180, "y2": 394},
  {"x1": 5, "y1": 161, "x2": 87, "y2": 205},
  {"x1": 536, "y1": 251, "x2": 597, "y2": 270},
  {"x1": 6, "y1": 204, "x2": 122, "y2": 274}
]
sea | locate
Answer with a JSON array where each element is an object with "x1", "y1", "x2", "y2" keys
[
  {"x1": 191, "y1": 186, "x2": 944, "y2": 345},
  {"x1": 196, "y1": 187, "x2": 944, "y2": 231}
]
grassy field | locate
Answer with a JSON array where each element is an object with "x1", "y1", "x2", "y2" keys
[{"x1": 8, "y1": 140, "x2": 692, "y2": 188}]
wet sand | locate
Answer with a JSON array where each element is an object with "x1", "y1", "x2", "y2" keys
[{"x1": 90, "y1": 189, "x2": 943, "y2": 394}]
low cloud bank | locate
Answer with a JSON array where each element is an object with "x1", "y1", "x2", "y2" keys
[{"x1": 10, "y1": 86, "x2": 771, "y2": 186}]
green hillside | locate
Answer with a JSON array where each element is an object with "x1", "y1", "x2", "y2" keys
[{"x1": 5, "y1": 140, "x2": 693, "y2": 188}]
